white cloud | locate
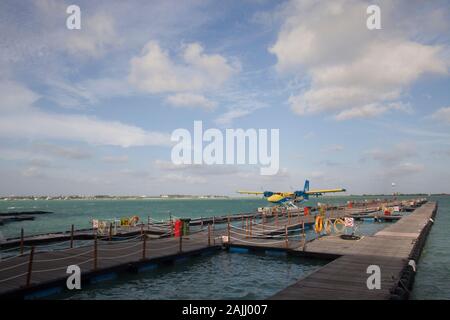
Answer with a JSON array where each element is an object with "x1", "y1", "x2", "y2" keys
[
  {"x1": 32, "y1": 142, "x2": 92, "y2": 160},
  {"x1": 166, "y1": 93, "x2": 216, "y2": 110},
  {"x1": 65, "y1": 13, "x2": 119, "y2": 58},
  {"x1": 102, "y1": 155, "x2": 129, "y2": 164},
  {"x1": 0, "y1": 81, "x2": 171, "y2": 148},
  {"x1": 128, "y1": 41, "x2": 238, "y2": 94},
  {"x1": 1, "y1": 81, "x2": 40, "y2": 112},
  {"x1": 153, "y1": 160, "x2": 241, "y2": 176},
  {"x1": 364, "y1": 143, "x2": 417, "y2": 165},
  {"x1": 270, "y1": 0, "x2": 449, "y2": 120},
  {"x1": 431, "y1": 107, "x2": 450, "y2": 124},
  {"x1": 335, "y1": 102, "x2": 412, "y2": 121},
  {"x1": 214, "y1": 108, "x2": 254, "y2": 126},
  {"x1": 322, "y1": 144, "x2": 344, "y2": 152},
  {"x1": 161, "y1": 173, "x2": 207, "y2": 184},
  {"x1": 0, "y1": 111, "x2": 171, "y2": 148},
  {"x1": 386, "y1": 162, "x2": 425, "y2": 177}
]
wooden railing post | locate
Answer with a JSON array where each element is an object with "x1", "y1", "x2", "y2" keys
[
  {"x1": 109, "y1": 223, "x2": 113, "y2": 241},
  {"x1": 208, "y1": 224, "x2": 211, "y2": 247},
  {"x1": 285, "y1": 225, "x2": 288, "y2": 248},
  {"x1": 94, "y1": 233, "x2": 98, "y2": 270},
  {"x1": 179, "y1": 234, "x2": 183, "y2": 253},
  {"x1": 70, "y1": 224, "x2": 74, "y2": 249},
  {"x1": 26, "y1": 246, "x2": 35, "y2": 287},
  {"x1": 142, "y1": 234, "x2": 147, "y2": 260},
  {"x1": 250, "y1": 218, "x2": 253, "y2": 237},
  {"x1": 302, "y1": 221, "x2": 306, "y2": 246},
  {"x1": 227, "y1": 218, "x2": 231, "y2": 243},
  {"x1": 201, "y1": 217, "x2": 203, "y2": 229},
  {"x1": 245, "y1": 218, "x2": 248, "y2": 238},
  {"x1": 20, "y1": 228, "x2": 24, "y2": 255}
]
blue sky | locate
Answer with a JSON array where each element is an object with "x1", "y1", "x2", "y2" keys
[{"x1": 1, "y1": 0, "x2": 450, "y2": 196}]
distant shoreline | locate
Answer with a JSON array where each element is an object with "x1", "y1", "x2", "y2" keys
[{"x1": 1, "y1": 193, "x2": 446, "y2": 201}]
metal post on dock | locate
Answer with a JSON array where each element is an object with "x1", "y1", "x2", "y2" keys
[
  {"x1": 26, "y1": 246, "x2": 35, "y2": 287},
  {"x1": 70, "y1": 224, "x2": 74, "y2": 249},
  {"x1": 302, "y1": 221, "x2": 306, "y2": 247},
  {"x1": 208, "y1": 224, "x2": 211, "y2": 247},
  {"x1": 142, "y1": 234, "x2": 147, "y2": 260},
  {"x1": 94, "y1": 233, "x2": 98, "y2": 270},
  {"x1": 109, "y1": 223, "x2": 113, "y2": 241},
  {"x1": 250, "y1": 218, "x2": 253, "y2": 237},
  {"x1": 212, "y1": 216, "x2": 215, "y2": 231},
  {"x1": 179, "y1": 234, "x2": 183, "y2": 253},
  {"x1": 20, "y1": 228, "x2": 24, "y2": 255},
  {"x1": 275, "y1": 210, "x2": 278, "y2": 226},
  {"x1": 201, "y1": 217, "x2": 203, "y2": 229},
  {"x1": 227, "y1": 218, "x2": 231, "y2": 243},
  {"x1": 245, "y1": 218, "x2": 248, "y2": 238},
  {"x1": 141, "y1": 224, "x2": 144, "y2": 238},
  {"x1": 285, "y1": 225, "x2": 288, "y2": 248}
]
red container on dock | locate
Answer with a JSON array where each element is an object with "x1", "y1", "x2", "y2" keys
[
  {"x1": 174, "y1": 219, "x2": 182, "y2": 237},
  {"x1": 304, "y1": 207, "x2": 310, "y2": 216}
]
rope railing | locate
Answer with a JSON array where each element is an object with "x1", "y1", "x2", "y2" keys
[
  {"x1": 34, "y1": 249, "x2": 95, "y2": 263},
  {"x1": 229, "y1": 227, "x2": 305, "y2": 240},
  {"x1": 99, "y1": 249, "x2": 142, "y2": 260},
  {"x1": 229, "y1": 236, "x2": 287, "y2": 246},
  {"x1": 0, "y1": 272, "x2": 28, "y2": 284},
  {"x1": 0, "y1": 260, "x2": 29, "y2": 273},
  {"x1": 97, "y1": 241, "x2": 142, "y2": 252}
]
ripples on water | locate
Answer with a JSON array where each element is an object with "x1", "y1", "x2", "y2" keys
[
  {"x1": 60, "y1": 252, "x2": 325, "y2": 300},
  {"x1": 411, "y1": 195, "x2": 450, "y2": 300}
]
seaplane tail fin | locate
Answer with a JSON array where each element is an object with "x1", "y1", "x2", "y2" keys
[{"x1": 303, "y1": 180, "x2": 310, "y2": 193}]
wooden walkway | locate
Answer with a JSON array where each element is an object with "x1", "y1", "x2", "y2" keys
[
  {"x1": 0, "y1": 229, "x2": 220, "y2": 299},
  {"x1": 270, "y1": 201, "x2": 437, "y2": 299}
]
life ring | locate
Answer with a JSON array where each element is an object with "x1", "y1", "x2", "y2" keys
[
  {"x1": 314, "y1": 216, "x2": 323, "y2": 233},
  {"x1": 324, "y1": 219, "x2": 332, "y2": 234},
  {"x1": 334, "y1": 218, "x2": 345, "y2": 233},
  {"x1": 129, "y1": 215, "x2": 139, "y2": 226}
]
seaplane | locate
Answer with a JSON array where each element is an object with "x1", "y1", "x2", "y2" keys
[{"x1": 237, "y1": 180, "x2": 346, "y2": 209}]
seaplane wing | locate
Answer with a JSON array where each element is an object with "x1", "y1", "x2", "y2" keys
[
  {"x1": 237, "y1": 191, "x2": 294, "y2": 196},
  {"x1": 306, "y1": 188, "x2": 346, "y2": 195}
]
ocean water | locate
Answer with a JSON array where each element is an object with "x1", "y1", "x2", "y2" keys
[
  {"x1": 411, "y1": 195, "x2": 450, "y2": 300},
  {"x1": 1, "y1": 195, "x2": 448, "y2": 299},
  {"x1": 0, "y1": 195, "x2": 413, "y2": 238},
  {"x1": 61, "y1": 252, "x2": 326, "y2": 300}
]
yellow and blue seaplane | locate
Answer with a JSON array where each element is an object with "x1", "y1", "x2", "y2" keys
[{"x1": 237, "y1": 180, "x2": 346, "y2": 208}]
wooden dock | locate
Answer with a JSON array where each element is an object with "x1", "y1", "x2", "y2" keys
[
  {"x1": 270, "y1": 201, "x2": 437, "y2": 299},
  {"x1": 0, "y1": 228, "x2": 221, "y2": 299}
]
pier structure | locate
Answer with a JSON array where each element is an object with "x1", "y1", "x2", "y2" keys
[{"x1": 0, "y1": 197, "x2": 433, "y2": 299}]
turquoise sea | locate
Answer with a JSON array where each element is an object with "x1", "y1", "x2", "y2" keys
[{"x1": 0, "y1": 195, "x2": 448, "y2": 299}]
